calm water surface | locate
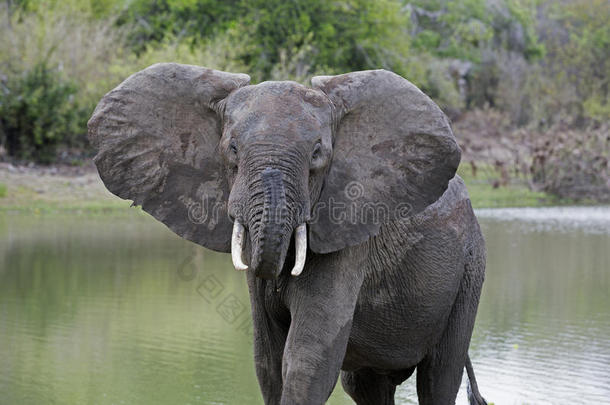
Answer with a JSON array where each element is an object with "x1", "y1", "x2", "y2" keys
[{"x1": 1, "y1": 207, "x2": 609, "y2": 405}]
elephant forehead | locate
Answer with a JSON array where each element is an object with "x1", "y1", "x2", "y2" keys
[
  {"x1": 226, "y1": 82, "x2": 331, "y2": 130},
  {"x1": 229, "y1": 111, "x2": 325, "y2": 139}
]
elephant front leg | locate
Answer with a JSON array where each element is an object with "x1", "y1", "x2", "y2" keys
[
  {"x1": 280, "y1": 313, "x2": 353, "y2": 404},
  {"x1": 280, "y1": 263, "x2": 364, "y2": 405},
  {"x1": 252, "y1": 313, "x2": 288, "y2": 405},
  {"x1": 249, "y1": 275, "x2": 290, "y2": 405}
]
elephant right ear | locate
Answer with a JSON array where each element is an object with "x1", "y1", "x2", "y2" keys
[
  {"x1": 310, "y1": 70, "x2": 461, "y2": 254},
  {"x1": 88, "y1": 63, "x2": 250, "y2": 252}
]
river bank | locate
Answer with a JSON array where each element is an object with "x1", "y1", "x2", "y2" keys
[
  {"x1": 0, "y1": 161, "x2": 572, "y2": 215},
  {"x1": 0, "y1": 162, "x2": 131, "y2": 214}
]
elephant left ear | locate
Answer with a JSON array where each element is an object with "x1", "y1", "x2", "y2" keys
[
  {"x1": 88, "y1": 63, "x2": 250, "y2": 253},
  {"x1": 309, "y1": 70, "x2": 461, "y2": 254}
]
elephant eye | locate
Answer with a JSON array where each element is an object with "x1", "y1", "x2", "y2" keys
[
  {"x1": 311, "y1": 142, "x2": 321, "y2": 160},
  {"x1": 229, "y1": 140, "x2": 238, "y2": 155}
]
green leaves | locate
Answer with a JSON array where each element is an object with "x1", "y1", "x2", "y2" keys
[
  {"x1": 0, "y1": 63, "x2": 88, "y2": 163},
  {"x1": 1, "y1": 0, "x2": 607, "y2": 164},
  {"x1": 116, "y1": 0, "x2": 412, "y2": 82}
]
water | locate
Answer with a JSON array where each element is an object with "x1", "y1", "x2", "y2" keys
[{"x1": 1, "y1": 207, "x2": 609, "y2": 405}]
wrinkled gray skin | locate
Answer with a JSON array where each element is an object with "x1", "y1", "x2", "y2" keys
[{"x1": 88, "y1": 63, "x2": 487, "y2": 405}]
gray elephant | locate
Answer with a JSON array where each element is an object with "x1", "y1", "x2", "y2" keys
[{"x1": 88, "y1": 63, "x2": 487, "y2": 405}]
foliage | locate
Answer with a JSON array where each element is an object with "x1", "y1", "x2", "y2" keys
[
  {"x1": 119, "y1": 0, "x2": 240, "y2": 50},
  {"x1": 0, "y1": 2, "x2": 134, "y2": 162},
  {"x1": 12, "y1": 0, "x2": 126, "y2": 17},
  {"x1": 0, "y1": 183, "x2": 6, "y2": 198},
  {"x1": 456, "y1": 108, "x2": 609, "y2": 203},
  {"x1": 236, "y1": 0, "x2": 412, "y2": 82},
  {"x1": 113, "y1": 33, "x2": 250, "y2": 81},
  {"x1": 0, "y1": 63, "x2": 88, "y2": 163},
  {"x1": 406, "y1": 0, "x2": 546, "y2": 119},
  {"x1": 0, "y1": 3, "x2": 131, "y2": 110},
  {"x1": 119, "y1": 0, "x2": 415, "y2": 83},
  {"x1": 0, "y1": 0, "x2": 607, "y2": 202},
  {"x1": 408, "y1": 0, "x2": 543, "y2": 62},
  {"x1": 530, "y1": 125, "x2": 609, "y2": 202},
  {"x1": 537, "y1": 0, "x2": 610, "y2": 125}
]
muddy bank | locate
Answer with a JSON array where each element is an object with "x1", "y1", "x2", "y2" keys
[{"x1": 0, "y1": 162, "x2": 123, "y2": 210}]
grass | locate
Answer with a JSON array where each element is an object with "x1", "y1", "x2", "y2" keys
[
  {"x1": 0, "y1": 189, "x2": 140, "y2": 216},
  {"x1": 0, "y1": 171, "x2": 139, "y2": 216},
  {"x1": 457, "y1": 163, "x2": 572, "y2": 208},
  {"x1": 0, "y1": 199, "x2": 141, "y2": 216},
  {"x1": 0, "y1": 184, "x2": 140, "y2": 216},
  {"x1": 0, "y1": 161, "x2": 580, "y2": 217}
]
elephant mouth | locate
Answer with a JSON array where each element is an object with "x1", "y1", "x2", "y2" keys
[
  {"x1": 230, "y1": 220, "x2": 307, "y2": 278},
  {"x1": 230, "y1": 167, "x2": 308, "y2": 279}
]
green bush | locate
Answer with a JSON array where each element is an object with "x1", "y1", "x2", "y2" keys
[
  {"x1": 0, "y1": 63, "x2": 88, "y2": 163},
  {"x1": 0, "y1": 3, "x2": 134, "y2": 163},
  {"x1": 0, "y1": 0, "x2": 607, "y2": 194},
  {"x1": 0, "y1": 4, "x2": 133, "y2": 110},
  {"x1": 119, "y1": 0, "x2": 414, "y2": 83},
  {"x1": 126, "y1": 33, "x2": 249, "y2": 76},
  {"x1": 536, "y1": 0, "x2": 610, "y2": 126},
  {"x1": 120, "y1": 0, "x2": 240, "y2": 51}
]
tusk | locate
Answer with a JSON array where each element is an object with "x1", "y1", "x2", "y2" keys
[
  {"x1": 291, "y1": 224, "x2": 307, "y2": 276},
  {"x1": 231, "y1": 221, "x2": 248, "y2": 271}
]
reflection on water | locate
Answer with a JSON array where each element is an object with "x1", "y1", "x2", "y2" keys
[
  {"x1": 1, "y1": 207, "x2": 609, "y2": 405},
  {"x1": 475, "y1": 206, "x2": 610, "y2": 234}
]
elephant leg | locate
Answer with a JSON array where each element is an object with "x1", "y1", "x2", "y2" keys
[
  {"x1": 253, "y1": 315, "x2": 288, "y2": 405},
  {"x1": 340, "y1": 369, "x2": 397, "y2": 405},
  {"x1": 248, "y1": 275, "x2": 290, "y2": 405},
  {"x1": 280, "y1": 260, "x2": 364, "y2": 405},
  {"x1": 416, "y1": 257, "x2": 485, "y2": 405}
]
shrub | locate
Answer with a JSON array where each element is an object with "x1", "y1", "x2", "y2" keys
[
  {"x1": 536, "y1": 0, "x2": 610, "y2": 126},
  {"x1": 121, "y1": 0, "x2": 414, "y2": 83},
  {"x1": 0, "y1": 63, "x2": 89, "y2": 163},
  {"x1": 0, "y1": 4, "x2": 131, "y2": 108},
  {"x1": 454, "y1": 109, "x2": 610, "y2": 203},
  {"x1": 530, "y1": 125, "x2": 609, "y2": 202},
  {"x1": 120, "y1": 0, "x2": 240, "y2": 51},
  {"x1": 0, "y1": 3, "x2": 133, "y2": 162},
  {"x1": 407, "y1": 0, "x2": 544, "y2": 118},
  {"x1": 125, "y1": 33, "x2": 249, "y2": 76}
]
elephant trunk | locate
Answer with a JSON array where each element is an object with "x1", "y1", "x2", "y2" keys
[
  {"x1": 250, "y1": 167, "x2": 293, "y2": 279},
  {"x1": 230, "y1": 145, "x2": 310, "y2": 278}
]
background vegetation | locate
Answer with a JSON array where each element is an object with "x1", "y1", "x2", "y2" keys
[{"x1": 0, "y1": 0, "x2": 608, "y2": 201}]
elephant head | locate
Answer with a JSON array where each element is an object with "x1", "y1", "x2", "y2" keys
[{"x1": 88, "y1": 63, "x2": 460, "y2": 280}]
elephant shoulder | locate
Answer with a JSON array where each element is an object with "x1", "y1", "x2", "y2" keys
[{"x1": 373, "y1": 175, "x2": 475, "y2": 256}]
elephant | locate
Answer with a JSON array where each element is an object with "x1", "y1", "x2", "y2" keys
[{"x1": 88, "y1": 63, "x2": 487, "y2": 405}]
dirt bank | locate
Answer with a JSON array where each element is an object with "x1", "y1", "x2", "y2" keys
[{"x1": 0, "y1": 162, "x2": 126, "y2": 211}]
